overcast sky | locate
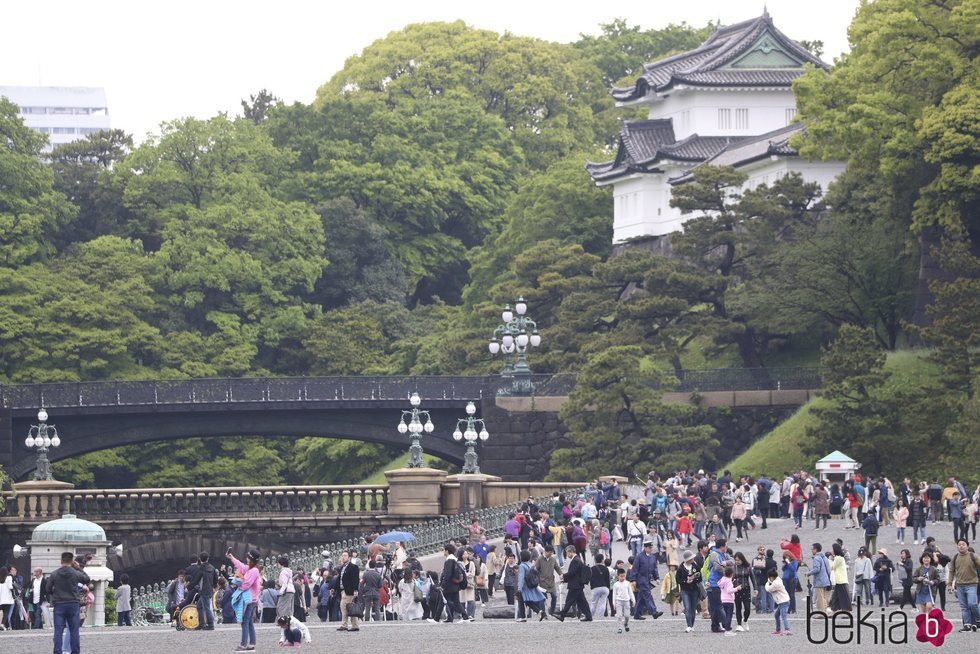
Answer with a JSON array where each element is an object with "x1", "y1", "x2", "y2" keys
[{"x1": 2, "y1": 0, "x2": 861, "y2": 143}]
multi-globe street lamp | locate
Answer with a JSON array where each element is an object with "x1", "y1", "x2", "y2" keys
[
  {"x1": 487, "y1": 296, "x2": 541, "y2": 394},
  {"x1": 24, "y1": 408, "x2": 61, "y2": 481},
  {"x1": 397, "y1": 392, "x2": 433, "y2": 468},
  {"x1": 452, "y1": 401, "x2": 489, "y2": 474}
]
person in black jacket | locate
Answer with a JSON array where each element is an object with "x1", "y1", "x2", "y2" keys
[
  {"x1": 553, "y1": 546, "x2": 593, "y2": 622},
  {"x1": 338, "y1": 552, "x2": 361, "y2": 632},
  {"x1": 188, "y1": 551, "x2": 218, "y2": 630},
  {"x1": 47, "y1": 552, "x2": 90, "y2": 654},
  {"x1": 439, "y1": 545, "x2": 468, "y2": 623}
]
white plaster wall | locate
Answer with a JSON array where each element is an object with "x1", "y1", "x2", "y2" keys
[
  {"x1": 612, "y1": 158, "x2": 846, "y2": 243},
  {"x1": 612, "y1": 169, "x2": 688, "y2": 242},
  {"x1": 647, "y1": 88, "x2": 797, "y2": 139},
  {"x1": 740, "y1": 158, "x2": 846, "y2": 196}
]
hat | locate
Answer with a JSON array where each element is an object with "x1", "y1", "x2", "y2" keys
[
  {"x1": 878, "y1": 548, "x2": 887, "y2": 556},
  {"x1": 682, "y1": 550, "x2": 695, "y2": 563},
  {"x1": 247, "y1": 549, "x2": 262, "y2": 562},
  {"x1": 643, "y1": 539, "x2": 655, "y2": 547}
]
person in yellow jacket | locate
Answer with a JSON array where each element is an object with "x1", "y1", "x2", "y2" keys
[{"x1": 660, "y1": 564, "x2": 680, "y2": 616}]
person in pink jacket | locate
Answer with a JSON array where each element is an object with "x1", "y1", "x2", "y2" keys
[
  {"x1": 229, "y1": 548, "x2": 262, "y2": 651},
  {"x1": 894, "y1": 500, "x2": 910, "y2": 545},
  {"x1": 718, "y1": 563, "x2": 742, "y2": 635}
]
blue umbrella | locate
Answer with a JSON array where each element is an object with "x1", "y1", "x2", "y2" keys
[{"x1": 374, "y1": 531, "x2": 415, "y2": 545}]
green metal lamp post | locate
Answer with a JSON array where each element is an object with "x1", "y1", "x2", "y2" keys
[
  {"x1": 487, "y1": 296, "x2": 541, "y2": 395},
  {"x1": 397, "y1": 392, "x2": 433, "y2": 468},
  {"x1": 452, "y1": 402, "x2": 489, "y2": 474}
]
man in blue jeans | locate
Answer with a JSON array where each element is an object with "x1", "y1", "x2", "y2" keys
[
  {"x1": 707, "y1": 538, "x2": 731, "y2": 633},
  {"x1": 47, "y1": 551, "x2": 89, "y2": 654},
  {"x1": 950, "y1": 539, "x2": 980, "y2": 632}
]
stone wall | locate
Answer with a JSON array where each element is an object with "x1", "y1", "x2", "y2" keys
[
  {"x1": 477, "y1": 399, "x2": 570, "y2": 481},
  {"x1": 478, "y1": 397, "x2": 797, "y2": 480}
]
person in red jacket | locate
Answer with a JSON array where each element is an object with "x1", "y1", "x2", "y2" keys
[{"x1": 779, "y1": 534, "x2": 802, "y2": 562}]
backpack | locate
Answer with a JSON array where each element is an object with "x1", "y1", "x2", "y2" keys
[
  {"x1": 578, "y1": 562, "x2": 592, "y2": 586},
  {"x1": 599, "y1": 528, "x2": 610, "y2": 546},
  {"x1": 413, "y1": 581, "x2": 424, "y2": 603},
  {"x1": 455, "y1": 562, "x2": 469, "y2": 589},
  {"x1": 700, "y1": 556, "x2": 711, "y2": 583},
  {"x1": 524, "y1": 564, "x2": 540, "y2": 588}
]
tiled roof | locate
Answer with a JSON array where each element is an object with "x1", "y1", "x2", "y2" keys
[
  {"x1": 817, "y1": 450, "x2": 857, "y2": 464},
  {"x1": 585, "y1": 119, "x2": 747, "y2": 182},
  {"x1": 612, "y1": 12, "x2": 828, "y2": 102},
  {"x1": 669, "y1": 123, "x2": 802, "y2": 184}
]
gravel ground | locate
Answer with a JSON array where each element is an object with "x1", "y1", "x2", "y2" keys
[{"x1": 5, "y1": 515, "x2": 976, "y2": 653}]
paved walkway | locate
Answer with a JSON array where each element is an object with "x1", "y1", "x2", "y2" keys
[{"x1": 5, "y1": 515, "x2": 976, "y2": 653}]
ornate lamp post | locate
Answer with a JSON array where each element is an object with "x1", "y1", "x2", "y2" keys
[
  {"x1": 25, "y1": 409, "x2": 61, "y2": 481},
  {"x1": 397, "y1": 392, "x2": 433, "y2": 468},
  {"x1": 487, "y1": 296, "x2": 541, "y2": 395},
  {"x1": 452, "y1": 401, "x2": 489, "y2": 474}
]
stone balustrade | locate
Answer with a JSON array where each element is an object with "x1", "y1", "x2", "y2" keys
[{"x1": 2, "y1": 485, "x2": 389, "y2": 523}]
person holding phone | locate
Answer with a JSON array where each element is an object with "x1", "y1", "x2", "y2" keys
[{"x1": 228, "y1": 548, "x2": 262, "y2": 651}]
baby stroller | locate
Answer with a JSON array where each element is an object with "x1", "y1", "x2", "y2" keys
[{"x1": 173, "y1": 592, "x2": 201, "y2": 631}]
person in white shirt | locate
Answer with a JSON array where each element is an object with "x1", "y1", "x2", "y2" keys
[
  {"x1": 30, "y1": 568, "x2": 46, "y2": 629},
  {"x1": 626, "y1": 516, "x2": 647, "y2": 558},
  {"x1": 612, "y1": 568, "x2": 635, "y2": 633}
]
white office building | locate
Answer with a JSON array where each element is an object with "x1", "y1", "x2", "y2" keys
[{"x1": 0, "y1": 86, "x2": 110, "y2": 149}]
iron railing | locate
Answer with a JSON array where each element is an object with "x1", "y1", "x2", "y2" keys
[
  {"x1": 129, "y1": 488, "x2": 585, "y2": 625},
  {"x1": 0, "y1": 376, "x2": 496, "y2": 410},
  {"x1": 0, "y1": 369, "x2": 822, "y2": 410}
]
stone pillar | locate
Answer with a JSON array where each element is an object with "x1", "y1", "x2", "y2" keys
[
  {"x1": 446, "y1": 474, "x2": 502, "y2": 513},
  {"x1": 384, "y1": 467, "x2": 447, "y2": 517}
]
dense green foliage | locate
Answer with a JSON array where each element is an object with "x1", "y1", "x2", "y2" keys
[{"x1": 2, "y1": 5, "x2": 978, "y2": 486}]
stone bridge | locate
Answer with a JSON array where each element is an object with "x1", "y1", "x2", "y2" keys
[
  {"x1": 0, "y1": 478, "x2": 585, "y2": 585},
  {"x1": 0, "y1": 369, "x2": 821, "y2": 482}
]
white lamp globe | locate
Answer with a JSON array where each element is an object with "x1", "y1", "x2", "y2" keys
[
  {"x1": 515, "y1": 298, "x2": 527, "y2": 315},
  {"x1": 51, "y1": 435, "x2": 61, "y2": 448},
  {"x1": 465, "y1": 402, "x2": 476, "y2": 416},
  {"x1": 479, "y1": 429, "x2": 489, "y2": 441},
  {"x1": 42, "y1": 436, "x2": 51, "y2": 447},
  {"x1": 502, "y1": 306, "x2": 514, "y2": 323},
  {"x1": 409, "y1": 392, "x2": 421, "y2": 407},
  {"x1": 25, "y1": 436, "x2": 35, "y2": 448},
  {"x1": 453, "y1": 429, "x2": 463, "y2": 441},
  {"x1": 516, "y1": 332, "x2": 529, "y2": 347},
  {"x1": 410, "y1": 420, "x2": 422, "y2": 434},
  {"x1": 488, "y1": 340, "x2": 500, "y2": 354},
  {"x1": 502, "y1": 343, "x2": 515, "y2": 354},
  {"x1": 37, "y1": 409, "x2": 48, "y2": 422},
  {"x1": 530, "y1": 331, "x2": 541, "y2": 347},
  {"x1": 501, "y1": 333, "x2": 514, "y2": 348},
  {"x1": 397, "y1": 421, "x2": 408, "y2": 434},
  {"x1": 465, "y1": 428, "x2": 477, "y2": 442},
  {"x1": 423, "y1": 420, "x2": 434, "y2": 433}
]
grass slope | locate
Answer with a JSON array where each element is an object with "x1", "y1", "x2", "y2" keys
[
  {"x1": 356, "y1": 452, "x2": 448, "y2": 484},
  {"x1": 723, "y1": 350, "x2": 938, "y2": 477}
]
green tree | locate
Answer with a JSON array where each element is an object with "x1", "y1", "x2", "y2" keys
[
  {"x1": 266, "y1": 94, "x2": 523, "y2": 304},
  {"x1": 0, "y1": 97, "x2": 76, "y2": 267},
  {"x1": 311, "y1": 198, "x2": 407, "y2": 309},
  {"x1": 292, "y1": 439, "x2": 402, "y2": 485},
  {"x1": 47, "y1": 129, "x2": 133, "y2": 247},
  {"x1": 241, "y1": 89, "x2": 281, "y2": 125},
  {"x1": 804, "y1": 325, "x2": 909, "y2": 473},
  {"x1": 549, "y1": 345, "x2": 717, "y2": 480},
  {"x1": 464, "y1": 153, "x2": 612, "y2": 306},
  {"x1": 317, "y1": 21, "x2": 610, "y2": 169},
  {"x1": 573, "y1": 19, "x2": 713, "y2": 87},
  {"x1": 794, "y1": 0, "x2": 978, "y2": 234}
]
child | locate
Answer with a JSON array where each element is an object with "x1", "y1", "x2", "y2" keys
[
  {"x1": 660, "y1": 563, "x2": 680, "y2": 616},
  {"x1": 676, "y1": 512, "x2": 693, "y2": 546},
  {"x1": 718, "y1": 564, "x2": 741, "y2": 635},
  {"x1": 612, "y1": 568, "x2": 635, "y2": 634},
  {"x1": 765, "y1": 569, "x2": 791, "y2": 636},
  {"x1": 277, "y1": 614, "x2": 311, "y2": 647}
]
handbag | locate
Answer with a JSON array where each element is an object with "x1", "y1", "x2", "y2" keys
[{"x1": 347, "y1": 597, "x2": 364, "y2": 619}]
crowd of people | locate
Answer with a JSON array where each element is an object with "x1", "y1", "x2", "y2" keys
[{"x1": 4, "y1": 469, "x2": 978, "y2": 652}]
